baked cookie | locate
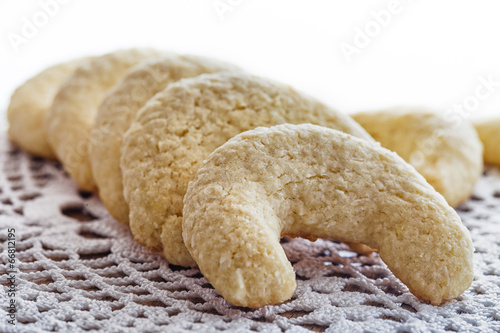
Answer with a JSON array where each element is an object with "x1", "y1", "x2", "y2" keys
[
  {"x1": 8, "y1": 58, "x2": 89, "y2": 158},
  {"x1": 45, "y1": 48, "x2": 164, "y2": 191},
  {"x1": 474, "y1": 116, "x2": 500, "y2": 165},
  {"x1": 183, "y1": 124, "x2": 474, "y2": 308},
  {"x1": 121, "y1": 72, "x2": 372, "y2": 266},
  {"x1": 91, "y1": 54, "x2": 239, "y2": 225},
  {"x1": 353, "y1": 108, "x2": 483, "y2": 207}
]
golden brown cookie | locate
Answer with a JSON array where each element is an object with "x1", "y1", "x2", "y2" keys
[
  {"x1": 353, "y1": 108, "x2": 483, "y2": 207},
  {"x1": 8, "y1": 58, "x2": 89, "y2": 158},
  {"x1": 91, "y1": 54, "x2": 239, "y2": 225},
  {"x1": 121, "y1": 72, "x2": 372, "y2": 266},
  {"x1": 474, "y1": 116, "x2": 500, "y2": 165},
  {"x1": 183, "y1": 124, "x2": 474, "y2": 308},
  {"x1": 45, "y1": 48, "x2": 163, "y2": 191}
]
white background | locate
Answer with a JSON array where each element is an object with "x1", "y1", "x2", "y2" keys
[{"x1": 1, "y1": 0, "x2": 499, "y2": 132}]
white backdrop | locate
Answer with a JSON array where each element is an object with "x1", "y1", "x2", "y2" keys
[{"x1": 1, "y1": 0, "x2": 499, "y2": 132}]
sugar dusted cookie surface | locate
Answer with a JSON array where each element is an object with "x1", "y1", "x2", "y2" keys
[
  {"x1": 183, "y1": 124, "x2": 474, "y2": 308},
  {"x1": 121, "y1": 72, "x2": 371, "y2": 266},
  {"x1": 45, "y1": 48, "x2": 163, "y2": 191},
  {"x1": 353, "y1": 108, "x2": 483, "y2": 207},
  {"x1": 8, "y1": 58, "x2": 89, "y2": 158},
  {"x1": 91, "y1": 54, "x2": 239, "y2": 225},
  {"x1": 474, "y1": 116, "x2": 500, "y2": 165}
]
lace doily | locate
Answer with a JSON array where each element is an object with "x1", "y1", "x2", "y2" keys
[{"x1": 0, "y1": 133, "x2": 499, "y2": 333}]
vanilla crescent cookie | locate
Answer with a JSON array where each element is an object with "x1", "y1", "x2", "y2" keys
[
  {"x1": 91, "y1": 54, "x2": 239, "y2": 225},
  {"x1": 474, "y1": 116, "x2": 500, "y2": 165},
  {"x1": 353, "y1": 108, "x2": 483, "y2": 207},
  {"x1": 182, "y1": 124, "x2": 474, "y2": 308},
  {"x1": 8, "y1": 58, "x2": 90, "y2": 158},
  {"x1": 121, "y1": 72, "x2": 372, "y2": 266},
  {"x1": 45, "y1": 48, "x2": 164, "y2": 191}
]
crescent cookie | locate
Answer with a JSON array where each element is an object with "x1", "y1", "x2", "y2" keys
[
  {"x1": 183, "y1": 124, "x2": 474, "y2": 308},
  {"x1": 474, "y1": 116, "x2": 500, "y2": 165},
  {"x1": 121, "y1": 72, "x2": 372, "y2": 266},
  {"x1": 44, "y1": 48, "x2": 164, "y2": 191},
  {"x1": 353, "y1": 108, "x2": 483, "y2": 207},
  {"x1": 91, "y1": 54, "x2": 240, "y2": 225},
  {"x1": 7, "y1": 58, "x2": 90, "y2": 158}
]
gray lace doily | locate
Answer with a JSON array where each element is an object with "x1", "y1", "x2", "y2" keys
[{"x1": 0, "y1": 134, "x2": 499, "y2": 333}]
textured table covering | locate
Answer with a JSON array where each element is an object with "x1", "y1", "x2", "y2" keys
[{"x1": 0, "y1": 134, "x2": 499, "y2": 333}]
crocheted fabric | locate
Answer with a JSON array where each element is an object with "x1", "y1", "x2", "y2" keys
[{"x1": 0, "y1": 134, "x2": 499, "y2": 333}]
